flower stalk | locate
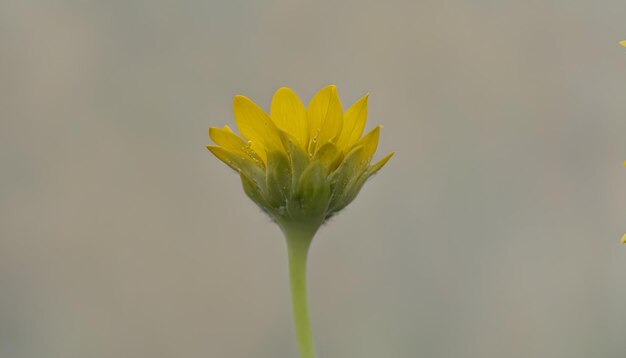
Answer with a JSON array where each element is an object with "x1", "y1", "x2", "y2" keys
[{"x1": 283, "y1": 224, "x2": 317, "y2": 358}]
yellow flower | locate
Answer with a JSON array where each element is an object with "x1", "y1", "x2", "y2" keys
[
  {"x1": 207, "y1": 85, "x2": 394, "y2": 231},
  {"x1": 620, "y1": 40, "x2": 626, "y2": 47}
]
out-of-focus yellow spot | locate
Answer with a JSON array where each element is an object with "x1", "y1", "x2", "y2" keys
[
  {"x1": 620, "y1": 40, "x2": 626, "y2": 47},
  {"x1": 622, "y1": 233, "x2": 626, "y2": 244}
]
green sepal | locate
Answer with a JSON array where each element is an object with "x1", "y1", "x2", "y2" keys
[
  {"x1": 364, "y1": 152, "x2": 394, "y2": 179},
  {"x1": 266, "y1": 150, "x2": 292, "y2": 208},
  {"x1": 240, "y1": 172, "x2": 271, "y2": 214},
  {"x1": 327, "y1": 145, "x2": 367, "y2": 213},
  {"x1": 292, "y1": 161, "x2": 331, "y2": 221},
  {"x1": 331, "y1": 171, "x2": 368, "y2": 214},
  {"x1": 328, "y1": 151, "x2": 395, "y2": 214},
  {"x1": 278, "y1": 130, "x2": 310, "y2": 194}
]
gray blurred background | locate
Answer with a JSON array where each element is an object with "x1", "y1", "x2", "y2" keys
[{"x1": 1, "y1": 0, "x2": 626, "y2": 357}]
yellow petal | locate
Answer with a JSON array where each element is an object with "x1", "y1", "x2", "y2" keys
[
  {"x1": 336, "y1": 94, "x2": 368, "y2": 152},
  {"x1": 270, "y1": 88, "x2": 309, "y2": 149},
  {"x1": 233, "y1": 95, "x2": 282, "y2": 153},
  {"x1": 351, "y1": 126, "x2": 381, "y2": 166},
  {"x1": 209, "y1": 126, "x2": 264, "y2": 168},
  {"x1": 209, "y1": 126, "x2": 245, "y2": 154},
  {"x1": 620, "y1": 40, "x2": 626, "y2": 48},
  {"x1": 207, "y1": 145, "x2": 265, "y2": 185},
  {"x1": 307, "y1": 85, "x2": 343, "y2": 154},
  {"x1": 314, "y1": 142, "x2": 342, "y2": 173}
]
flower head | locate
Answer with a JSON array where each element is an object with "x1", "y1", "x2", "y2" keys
[{"x1": 207, "y1": 85, "x2": 393, "y2": 232}]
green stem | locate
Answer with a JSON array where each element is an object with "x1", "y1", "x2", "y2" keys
[{"x1": 284, "y1": 226, "x2": 317, "y2": 358}]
